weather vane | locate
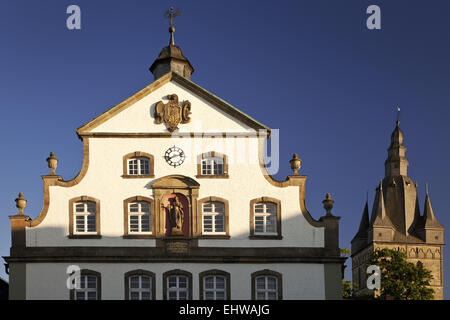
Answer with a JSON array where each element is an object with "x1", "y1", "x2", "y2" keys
[{"x1": 164, "y1": 7, "x2": 181, "y2": 45}]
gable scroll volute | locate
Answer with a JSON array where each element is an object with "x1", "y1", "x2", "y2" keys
[{"x1": 154, "y1": 94, "x2": 191, "y2": 132}]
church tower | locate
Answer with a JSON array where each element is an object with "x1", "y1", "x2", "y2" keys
[{"x1": 351, "y1": 119, "x2": 445, "y2": 299}]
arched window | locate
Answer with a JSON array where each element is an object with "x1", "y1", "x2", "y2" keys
[
  {"x1": 163, "y1": 270, "x2": 193, "y2": 300},
  {"x1": 70, "y1": 269, "x2": 101, "y2": 300},
  {"x1": 69, "y1": 196, "x2": 101, "y2": 238},
  {"x1": 251, "y1": 270, "x2": 282, "y2": 300},
  {"x1": 124, "y1": 270, "x2": 155, "y2": 300},
  {"x1": 199, "y1": 270, "x2": 230, "y2": 300},
  {"x1": 123, "y1": 196, "x2": 155, "y2": 238},
  {"x1": 197, "y1": 197, "x2": 230, "y2": 238},
  {"x1": 249, "y1": 197, "x2": 281, "y2": 239},
  {"x1": 202, "y1": 201, "x2": 225, "y2": 234},
  {"x1": 122, "y1": 152, "x2": 154, "y2": 178},
  {"x1": 196, "y1": 152, "x2": 229, "y2": 178}
]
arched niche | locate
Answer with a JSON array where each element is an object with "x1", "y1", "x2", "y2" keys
[{"x1": 151, "y1": 175, "x2": 200, "y2": 239}]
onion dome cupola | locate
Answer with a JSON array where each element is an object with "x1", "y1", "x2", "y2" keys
[{"x1": 149, "y1": 7, "x2": 194, "y2": 80}]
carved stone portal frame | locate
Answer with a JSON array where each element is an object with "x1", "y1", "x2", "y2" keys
[{"x1": 152, "y1": 175, "x2": 200, "y2": 240}]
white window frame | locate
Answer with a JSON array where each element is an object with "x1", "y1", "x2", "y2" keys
[
  {"x1": 167, "y1": 275, "x2": 189, "y2": 300},
  {"x1": 73, "y1": 201, "x2": 97, "y2": 235},
  {"x1": 129, "y1": 275, "x2": 152, "y2": 300},
  {"x1": 201, "y1": 157, "x2": 224, "y2": 175},
  {"x1": 202, "y1": 202, "x2": 226, "y2": 235},
  {"x1": 128, "y1": 201, "x2": 152, "y2": 234},
  {"x1": 127, "y1": 157, "x2": 150, "y2": 175},
  {"x1": 203, "y1": 275, "x2": 227, "y2": 300},
  {"x1": 253, "y1": 202, "x2": 277, "y2": 235},
  {"x1": 255, "y1": 276, "x2": 278, "y2": 300},
  {"x1": 74, "y1": 275, "x2": 98, "y2": 300}
]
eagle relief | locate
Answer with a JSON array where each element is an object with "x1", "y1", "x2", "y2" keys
[{"x1": 154, "y1": 94, "x2": 191, "y2": 132}]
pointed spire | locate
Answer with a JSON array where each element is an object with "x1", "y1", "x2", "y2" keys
[
  {"x1": 423, "y1": 188, "x2": 444, "y2": 228},
  {"x1": 354, "y1": 200, "x2": 370, "y2": 239},
  {"x1": 371, "y1": 181, "x2": 394, "y2": 227},
  {"x1": 384, "y1": 111, "x2": 409, "y2": 177}
]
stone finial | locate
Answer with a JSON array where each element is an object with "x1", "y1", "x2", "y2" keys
[
  {"x1": 15, "y1": 192, "x2": 27, "y2": 215},
  {"x1": 289, "y1": 153, "x2": 302, "y2": 175},
  {"x1": 322, "y1": 193, "x2": 334, "y2": 217},
  {"x1": 46, "y1": 152, "x2": 58, "y2": 175}
]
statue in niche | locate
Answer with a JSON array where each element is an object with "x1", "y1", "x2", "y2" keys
[{"x1": 168, "y1": 196, "x2": 184, "y2": 235}]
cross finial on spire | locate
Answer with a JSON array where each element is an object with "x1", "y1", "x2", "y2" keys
[
  {"x1": 426, "y1": 182, "x2": 429, "y2": 195},
  {"x1": 164, "y1": 7, "x2": 181, "y2": 45},
  {"x1": 396, "y1": 107, "x2": 401, "y2": 126}
]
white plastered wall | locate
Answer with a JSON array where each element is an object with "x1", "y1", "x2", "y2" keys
[
  {"x1": 26, "y1": 262, "x2": 325, "y2": 300},
  {"x1": 25, "y1": 80, "x2": 324, "y2": 248},
  {"x1": 91, "y1": 81, "x2": 253, "y2": 133}
]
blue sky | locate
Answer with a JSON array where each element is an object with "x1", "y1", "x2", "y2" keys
[{"x1": 1, "y1": 0, "x2": 449, "y2": 298}]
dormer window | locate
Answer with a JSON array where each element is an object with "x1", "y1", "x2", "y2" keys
[
  {"x1": 122, "y1": 152, "x2": 154, "y2": 178},
  {"x1": 196, "y1": 152, "x2": 229, "y2": 178}
]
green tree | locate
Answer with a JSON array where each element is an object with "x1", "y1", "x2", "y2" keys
[
  {"x1": 340, "y1": 248, "x2": 358, "y2": 299},
  {"x1": 368, "y1": 248, "x2": 434, "y2": 300}
]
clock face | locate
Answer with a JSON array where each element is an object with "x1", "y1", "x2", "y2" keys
[{"x1": 164, "y1": 146, "x2": 185, "y2": 167}]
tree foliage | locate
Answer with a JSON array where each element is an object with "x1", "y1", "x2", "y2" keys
[
  {"x1": 340, "y1": 248, "x2": 359, "y2": 299},
  {"x1": 368, "y1": 248, "x2": 434, "y2": 300}
]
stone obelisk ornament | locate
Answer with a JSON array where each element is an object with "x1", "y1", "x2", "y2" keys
[{"x1": 154, "y1": 94, "x2": 191, "y2": 132}]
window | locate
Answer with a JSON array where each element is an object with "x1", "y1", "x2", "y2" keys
[
  {"x1": 199, "y1": 270, "x2": 230, "y2": 300},
  {"x1": 201, "y1": 157, "x2": 224, "y2": 175},
  {"x1": 167, "y1": 276, "x2": 189, "y2": 300},
  {"x1": 69, "y1": 196, "x2": 100, "y2": 238},
  {"x1": 255, "y1": 276, "x2": 278, "y2": 300},
  {"x1": 129, "y1": 276, "x2": 151, "y2": 300},
  {"x1": 197, "y1": 197, "x2": 229, "y2": 238},
  {"x1": 128, "y1": 201, "x2": 151, "y2": 234},
  {"x1": 128, "y1": 157, "x2": 149, "y2": 175},
  {"x1": 70, "y1": 270, "x2": 101, "y2": 300},
  {"x1": 204, "y1": 276, "x2": 226, "y2": 300},
  {"x1": 74, "y1": 201, "x2": 97, "y2": 234},
  {"x1": 202, "y1": 202, "x2": 225, "y2": 234},
  {"x1": 122, "y1": 152, "x2": 154, "y2": 178},
  {"x1": 123, "y1": 196, "x2": 155, "y2": 238},
  {"x1": 196, "y1": 152, "x2": 228, "y2": 178},
  {"x1": 251, "y1": 270, "x2": 282, "y2": 300},
  {"x1": 124, "y1": 270, "x2": 155, "y2": 300},
  {"x1": 163, "y1": 270, "x2": 192, "y2": 300},
  {"x1": 249, "y1": 197, "x2": 281, "y2": 239},
  {"x1": 254, "y1": 202, "x2": 277, "y2": 234}
]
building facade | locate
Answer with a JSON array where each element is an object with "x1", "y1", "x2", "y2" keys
[
  {"x1": 351, "y1": 120, "x2": 445, "y2": 299},
  {"x1": 4, "y1": 26, "x2": 344, "y2": 300}
]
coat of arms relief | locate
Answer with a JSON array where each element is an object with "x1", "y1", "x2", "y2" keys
[{"x1": 154, "y1": 94, "x2": 191, "y2": 132}]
